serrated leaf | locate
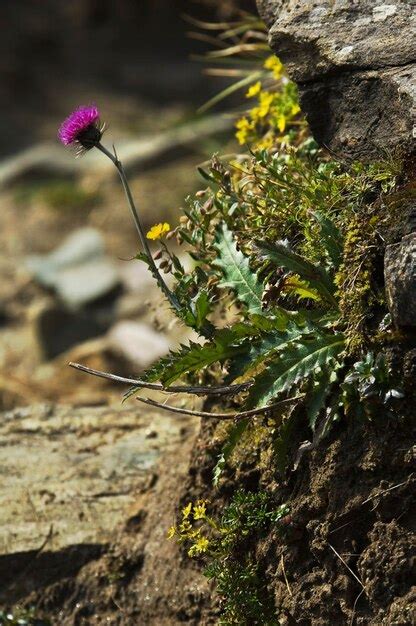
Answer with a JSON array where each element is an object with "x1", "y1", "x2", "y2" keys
[
  {"x1": 182, "y1": 289, "x2": 213, "y2": 332},
  {"x1": 142, "y1": 324, "x2": 258, "y2": 387},
  {"x1": 255, "y1": 239, "x2": 338, "y2": 308},
  {"x1": 310, "y1": 211, "x2": 343, "y2": 269},
  {"x1": 214, "y1": 223, "x2": 264, "y2": 314},
  {"x1": 306, "y1": 369, "x2": 332, "y2": 431},
  {"x1": 246, "y1": 332, "x2": 345, "y2": 408},
  {"x1": 227, "y1": 321, "x2": 312, "y2": 383},
  {"x1": 282, "y1": 274, "x2": 321, "y2": 302}
]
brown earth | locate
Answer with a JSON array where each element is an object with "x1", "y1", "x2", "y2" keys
[{"x1": 2, "y1": 400, "x2": 413, "y2": 625}]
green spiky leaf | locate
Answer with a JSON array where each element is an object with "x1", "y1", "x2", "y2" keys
[
  {"x1": 246, "y1": 332, "x2": 345, "y2": 408},
  {"x1": 255, "y1": 239, "x2": 338, "y2": 308},
  {"x1": 142, "y1": 324, "x2": 258, "y2": 387},
  {"x1": 215, "y1": 223, "x2": 264, "y2": 314},
  {"x1": 310, "y1": 211, "x2": 343, "y2": 270}
]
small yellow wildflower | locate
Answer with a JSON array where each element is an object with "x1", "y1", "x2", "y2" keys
[
  {"x1": 291, "y1": 103, "x2": 301, "y2": 116},
  {"x1": 182, "y1": 502, "x2": 192, "y2": 519},
  {"x1": 246, "y1": 81, "x2": 262, "y2": 98},
  {"x1": 257, "y1": 91, "x2": 274, "y2": 118},
  {"x1": 188, "y1": 536, "x2": 210, "y2": 557},
  {"x1": 146, "y1": 222, "x2": 170, "y2": 240},
  {"x1": 277, "y1": 114, "x2": 286, "y2": 133},
  {"x1": 179, "y1": 519, "x2": 192, "y2": 533},
  {"x1": 255, "y1": 134, "x2": 274, "y2": 151},
  {"x1": 193, "y1": 501, "x2": 207, "y2": 520},
  {"x1": 264, "y1": 55, "x2": 284, "y2": 80},
  {"x1": 167, "y1": 526, "x2": 176, "y2": 539},
  {"x1": 235, "y1": 117, "x2": 254, "y2": 145}
]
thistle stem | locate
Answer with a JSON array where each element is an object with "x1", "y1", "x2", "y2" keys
[{"x1": 96, "y1": 142, "x2": 181, "y2": 312}]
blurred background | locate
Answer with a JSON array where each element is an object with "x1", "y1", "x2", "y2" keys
[
  {"x1": 0, "y1": 0, "x2": 256, "y2": 410},
  {"x1": 0, "y1": 0, "x2": 263, "y2": 574},
  {"x1": 0, "y1": 0, "x2": 262, "y2": 564}
]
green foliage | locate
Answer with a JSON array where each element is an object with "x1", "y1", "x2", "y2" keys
[
  {"x1": 255, "y1": 239, "x2": 338, "y2": 307},
  {"x1": 342, "y1": 352, "x2": 404, "y2": 418},
  {"x1": 170, "y1": 492, "x2": 289, "y2": 625},
  {"x1": 132, "y1": 18, "x2": 402, "y2": 479},
  {"x1": 246, "y1": 331, "x2": 345, "y2": 408},
  {"x1": 214, "y1": 223, "x2": 263, "y2": 314},
  {"x1": 142, "y1": 324, "x2": 256, "y2": 387}
]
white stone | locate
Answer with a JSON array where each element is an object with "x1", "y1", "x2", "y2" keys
[
  {"x1": 373, "y1": 5, "x2": 397, "y2": 22},
  {"x1": 107, "y1": 320, "x2": 169, "y2": 370}
]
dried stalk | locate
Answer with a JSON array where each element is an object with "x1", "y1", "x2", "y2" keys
[
  {"x1": 69, "y1": 362, "x2": 252, "y2": 396},
  {"x1": 136, "y1": 394, "x2": 303, "y2": 421}
]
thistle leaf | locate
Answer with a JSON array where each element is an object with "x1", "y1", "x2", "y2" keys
[
  {"x1": 255, "y1": 239, "x2": 338, "y2": 308},
  {"x1": 310, "y1": 211, "x2": 343, "y2": 270},
  {"x1": 227, "y1": 322, "x2": 312, "y2": 382},
  {"x1": 246, "y1": 332, "x2": 345, "y2": 408},
  {"x1": 306, "y1": 369, "x2": 332, "y2": 431},
  {"x1": 215, "y1": 223, "x2": 264, "y2": 314},
  {"x1": 142, "y1": 324, "x2": 257, "y2": 387}
]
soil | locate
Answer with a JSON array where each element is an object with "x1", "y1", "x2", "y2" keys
[
  {"x1": 0, "y1": 404, "x2": 412, "y2": 625},
  {"x1": 175, "y1": 413, "x2": 416, "y2": 625}
]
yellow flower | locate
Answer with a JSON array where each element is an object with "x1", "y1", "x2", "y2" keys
[
  {"x1": 188, "y1": 536, "x2": 210, "y2": 557},
  {"x1": 146, "y1": 222, "x2": 170, "y2": 240},
  {"x1": 182, "y1": 502, "x2": 192, "y2": 519},
  {"x1": 193, "y1": 501, "x2": 207, "y2": 520},
  {"x1": 277, "y1": 114, "x2": 286, "y2": 133},
  {"x1": 246, "y1": 81, "x2": 262, "y2": 98},
  {"x1": 179, "y1": 519, "x2": 192, "y2": 533},
  {"x1": 264, "y1": 55, "x2": 284, "y2": 80},
  {"x1": 257, "y1": 92, "x2": 274, "y2": 118},
  {"x1": 167, "y1": 526, "x2": 176, "y2": 539},
  {"x1": 255, "y1": 134, "x2": 274, "y2": 151},
  {"x1": 235, "y1": 117, "x2": 254, "y2": 145}
]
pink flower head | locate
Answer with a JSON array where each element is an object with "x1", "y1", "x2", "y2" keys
[{"x1": 58, "y1": 105, "x2": 104, "y2": 155}]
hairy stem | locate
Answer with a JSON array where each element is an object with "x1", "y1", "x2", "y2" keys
[{"x1": 96, "y1": 142, "x2": 181, "y2": 312}]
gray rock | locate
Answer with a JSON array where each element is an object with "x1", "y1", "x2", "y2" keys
[
  {"x1": 107, "y1": 320, "x2": 170, "y2": 371},
  {"x1": 26, "y1": 228, "x2": 120, "y2": 309},
  {"x1": 0, "y1": 402, "x2": 196, "y2": 554},
  {"x1": 384, "y1": 233, "x2": 416, "y2": 328},
  {"x1": 257, "y1": 0, "x2": 416, "y2": 159}
]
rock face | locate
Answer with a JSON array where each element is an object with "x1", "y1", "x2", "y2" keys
[
  {"x1": 384, "y1": 233, "x2": 416, "y2": 328},
  {"x1": 256, "y1": 0, "x2": 416, "y2": 159}
]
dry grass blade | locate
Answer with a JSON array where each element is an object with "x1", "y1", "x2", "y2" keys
[
  {"x1": 136, "y1": 394, "x2": 304, "y2": 420},
  {"x1": 328, "y1": 543, "x2": 367, "y2": 596},
  {"x1": 68, "y1": 361, "x2": 251, "y2": 396},
  {"x1": 206, "y1": 43, "x2": 269, "y2": 58}
]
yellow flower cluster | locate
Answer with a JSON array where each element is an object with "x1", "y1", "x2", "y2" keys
[
  {"x1": 167, "y1": 499, "x2": 212, "y2": 558},
  {"x1": 235, "y1": 55, "x2": 302, "y2": 149},
  {"x1": 146, "y1": 222, "x2": 170, "y2": 240}
]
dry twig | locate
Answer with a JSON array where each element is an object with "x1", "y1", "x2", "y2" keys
[
  {"x1": 69, "y1": 362, "x2": 251, "y2": 396},
  {"x1": 136, "y1": 394, "x2": 303, "y2": 421}
]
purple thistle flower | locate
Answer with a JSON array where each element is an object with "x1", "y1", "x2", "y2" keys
[{"x1": 58, "y1": 105, "x2": 104, "y2": 155}]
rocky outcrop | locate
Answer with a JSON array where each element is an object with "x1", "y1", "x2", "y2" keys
[
  {"x1": 384, "y1": 233, "x2": 416, "y2": 328},
  {"x1": 257, "y1": 0, "x2": 415, "y2": 159}
]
